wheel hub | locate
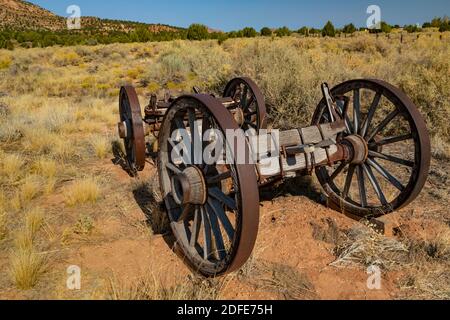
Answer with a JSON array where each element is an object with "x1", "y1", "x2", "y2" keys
[
  {"x1": 171, "y1": 166, "x2": 207, "y2": 205},
  {"x1": 233, "y1": 108, "x2": 245, "y2": 127},
  {"x1": 118, "y1": 120, "x2": 131, "y2": 139},
  {"x1": 344, "y1": 135, "x2": 369, "y2": 164}
]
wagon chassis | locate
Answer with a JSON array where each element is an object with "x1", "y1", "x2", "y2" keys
[{"x1": 117, "y1": 77, "x2": 431, "y2": 276}]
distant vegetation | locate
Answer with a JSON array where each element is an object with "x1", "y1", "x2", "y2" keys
[{"x1": 0, "y1": 16, "x2": 449, "y2": 49}]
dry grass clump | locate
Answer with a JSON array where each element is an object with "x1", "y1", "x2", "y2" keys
[
  {"x1": 22, "y1": 128, "x2": 59, "y2": 154},
  {"x1": 19, "y1": 175, "x2": 43, "y2": 204},
  {"x1": 51, "y1": 51, "x2": 81, "y2": 67},
  {"x1": 431, "y1": 136, "x2": 450, "y2": 161},
  {"x1": 64, "y1": 177, "x2": 101, "y2": 207},
  {"x1": 10, "y1": 249, "x2": 46, "y2": 290},
  {"x1": 257, "y1": 263, "x2": 316, "y2": 300},
  {"x1": 24, "y1": 208, "x2": 45, "y2": 237},
  {"x1": 332, "y1": 226, "x2": 410, "y2": 270},
  {"x1": 398, "y1": 226, "x2": 450, "y2": 299},
  {"x1": 407, "y1": 227, "x2": 450, "y2": 263},
  {"x1": 0, "y1": 191, "x2": 7, "y2": 240},
  {"x1": 33, "y1": 157, "x2": 57, "y2": 179},
  {"x1": 0, "y1": 101, "x2": 10, "y2": 117},
  {"x1": 400, "y1": 265, "x2": 450, "y2": 300},
  {"x1": 107, "y1": 274, "x2": 229, "y2": 300},
  {"x1": 0, "y1": 54, "x2": 12, "y2": 70},
  {"x1": 14, "y1": 208, "x2": 44, "y2": 251},
  {"x1": 1, "y1": 153, "x2": 24, "y2": 182},
  {"x1": 237, "y1": 241, "x2": 315, "y2": 300},
  {"x1": 0, "y1": 210, "x2": 7, "y2": 241},
  {"x1": 90, "y1": 135, "x2": 111, "y2": 159},
  {"x1": 10, "y1": 208, "x2": 46, "y2": 290},
  {"x1": 10, "y1": 175, "x2": 47, "y2": 210},
  {"x1": 61, "y1": 215, "x2": 96, "y2": 245}
]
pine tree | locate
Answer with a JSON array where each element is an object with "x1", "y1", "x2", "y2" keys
[{"x1": 322, "y1": 21, "x2": 336, "y2": 37}]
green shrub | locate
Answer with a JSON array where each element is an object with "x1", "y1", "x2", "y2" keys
[
  {"x1": 0, "y1": 55, "x2": 12, "y2": 69},
  {"x1": 187, "y1": 24, "x2": 209, "y2": 41},
  {"x1": 298, "y1": 27, "x2": 309, "y2": 36},
  {"x1": 322, "y1": 21, "x2": 336, "y2": 37},
  {"x1": 275, "y1": 27, "x2": 291, "y2": 37},
  {"x1": 242, "y1": 27, "x2": 257, "y2": 38},
  {"x1": 260, "y1": 27, "x2": 272, "y2": 36},
  {"x1": 342, "y1": 23, "x2": 357, "y2": 34}
]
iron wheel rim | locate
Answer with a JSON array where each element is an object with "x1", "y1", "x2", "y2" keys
[{"x1": 312, "y1": 79, "x2": 430, "y2": 218}]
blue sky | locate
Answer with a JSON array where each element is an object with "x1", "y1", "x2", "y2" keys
[{"x1": 30, "y1": 0, "x2": 449, "y2": 31}]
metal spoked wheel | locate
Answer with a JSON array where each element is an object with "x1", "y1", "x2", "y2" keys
[
  {"x1": 157, "y1": 94, "x2": 260, "y2": 276},
  {"x1": 118, "y1": 86, "x2": 146, "y2": 173},
  {"x1": 312, "y1": 79, "x2": 431, "y2": 218},
  {"x1": 223, "y1": 77, "x2": 267, "y2": 132}
]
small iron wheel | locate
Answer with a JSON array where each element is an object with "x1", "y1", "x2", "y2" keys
[
  {"x1": 223, "y1": 77, "x2": 267, "y2": 132},
  {"x1": 118, "y1": 86, "x2": 146, "y2": 173},
  {"x1": 312, "y1": 79, "x2": 431, "y2": 218}
]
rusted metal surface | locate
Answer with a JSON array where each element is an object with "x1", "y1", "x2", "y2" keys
[
  {"x1": 342, "y1": 135, "x2": 368, "y2": 164},
  {"x1": 118, "y1": 86, "x2": 146, "y2": 172},
  {"x1": 157, "y1": 94, "x2": 260, "y2": 276},
  {"x1": 223, "y1": 77, "x2": 267, "y2": 131},
  {"x1": 312, "y1": 79, "x2": 431, "y2": 218}
]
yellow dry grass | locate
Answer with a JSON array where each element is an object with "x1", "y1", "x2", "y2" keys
[
  {"x1": 0, "y1": 210, "x2": 7, "y2": 241},
  {"x1": 64, "y1": 177, "x2": 101, "y2": 207},
  {"x1": 33, "y1": 157, "x2": 57, "y2": 179},
  {"x1": 10, "y1": 249, "x2": 46, "y2": 290},
  {"x1": 91, "y1": 135, "x2": 111, "y2": 159},
  {"x1": 1, "y1": 153, "x2": 24, "y2": 182},
  {"x1": 9, "y1": 208, "x2": 46, "y2": 290}
]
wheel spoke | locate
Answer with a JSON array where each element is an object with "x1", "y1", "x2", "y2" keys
[
  {"x1": 245, "y1": 111, "x2": 257, "y2": 117},
  {"x1": 188, "y1": 109, "x2": 201, "y2": 165},
  {"x1": 166, "y1": 163, "x2": 182, "y2": 175},
  {"x1": 208, "y1": 198, "x2": 235, "y2": 241},
  {"x1": 342, "y1": 165, "x2": 356, "y2": 199},
  {"x1": 241, "y1": 86, "x2": 248, "y2": 110},
  {"x1": 363, "y1": 164, "x2": 388, "y2": 206},
  {"x1": 366, "y1": 108, "x2": 400, "y2": 142},
  {"x1": 174, "y1": 118, "x2": 186, "y2": 131},
  {"x1": 206, "y1": 204, "x2": 226, "y2": 260},
  {"x1": 369, "y1": 150, "x2": 415, "y2": 167},
  {"x1": 200, "y1": 207, "x2": 213, "y2": 260},
  {"x1": 353, "y1": 89, "x2": 361, "y2": 134},
  {"x1": 245, "y1": 95, "x2": 255, "y2": 110},
  {"x1": 209, "y1": 187, "x2": 237, "y2": 211},
  {"x1": 361, "y1": 91, "x2": 382, "y2": 138},
  {"x1": 244, "y1": 120, "x2": 257, "y2": 129},
  {"x1": 177, "y1": 204, "x2": 194, "y2": 222},
  {"x1": 232, "y1": 88, "x2": 240, "y2": 101},
  {"x1": 190, "y1": 207, "x2": 201, "y2": 247},
  {"x1": 329, "y1": 162, "x2": 347, "y2": 182},
  {"x1": 207, "y1": 171, "x2": 232, "y2": 185},
  {"x1": 356, "y1": 165, "x2": 368, "y2": 207},
  {"x1": 369, "y1": 133, "x2": 413, "y2": 147},
  {"x1": 367, "y1": 158, "x2": 405, "y2": 192},
  {"x1": 336, "y1": 99, "x2": 354, "y2": 133}
]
